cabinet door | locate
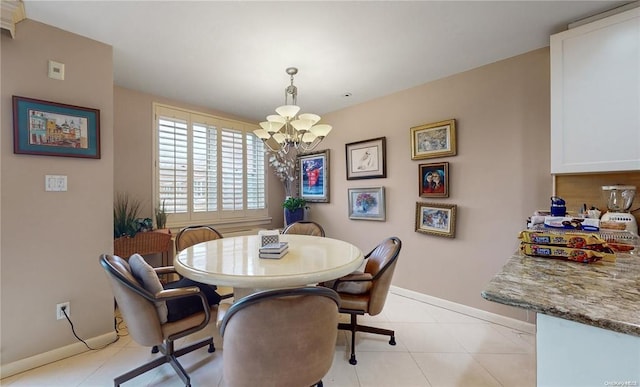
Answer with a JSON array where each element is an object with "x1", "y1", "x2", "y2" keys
[{"x1": 550, "y1": 7, "x2": 639, "y2": 173}]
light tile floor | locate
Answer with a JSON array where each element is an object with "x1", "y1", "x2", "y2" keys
[{"x1": 1, "y1": 292, "x2": 536, "y2": 386}]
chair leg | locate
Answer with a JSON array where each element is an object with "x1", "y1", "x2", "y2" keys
[
  {"x1": 338, "y1": 311, "x2": 396, "y2": 365},
  {"x1": 114, "y1": 337, "x2": 214, "y2": 387}
]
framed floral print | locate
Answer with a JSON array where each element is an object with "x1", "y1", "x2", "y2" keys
[{"x1": 348, "y1": 187, "x2": 386, "y2": 221}]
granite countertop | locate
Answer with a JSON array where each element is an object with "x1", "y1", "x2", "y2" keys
[{"x1": 482, "y1": 252, "x2": 640, "y2": 336}]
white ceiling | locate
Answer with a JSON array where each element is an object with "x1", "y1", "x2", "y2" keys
[{"x1": 23, "y1": 1, "x2": 627, "y2": 122}]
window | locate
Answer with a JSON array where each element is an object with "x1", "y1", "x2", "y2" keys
[{"x1": 154, "y1": 104, "x2": 267, "y2": 228}]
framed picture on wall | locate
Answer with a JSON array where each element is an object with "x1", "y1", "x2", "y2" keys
[
  {"x1": 345, "y1": 137, "x2": 386, "y2": 180},
  {"x1": 12, "y1": 96, "x2": 101, "y2": 159},
  {"x1": 419, "y1": 162, "x2": 449, "y2": 198},
  {"x1": 348, "y1": 186, "x2": 386, "y2": 221},
  {"x1": 297, "y1": 149, "x2": 330, "y2": 203},
  {"x1": 415, "y1": 202, "x2": 456, "y2": 238},
  {"x1": 410, "y1": 119, "x2": 456, "y2": 160}
]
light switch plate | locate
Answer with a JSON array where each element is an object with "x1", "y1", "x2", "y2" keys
[
  {"x1": 45, "y1": 175, "x2": 67, "y2": 191},
  {"x1": 48, "y1": 60, "x2": 65, "y2": 80}
]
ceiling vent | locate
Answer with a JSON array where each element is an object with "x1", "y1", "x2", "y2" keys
[{"x1": 1, "y1": 0, "x2": 25, "y2": 38}]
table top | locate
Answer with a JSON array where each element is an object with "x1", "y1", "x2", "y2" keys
[
  {"x1": 174, "y1": 234, "x2": 364, "y2": 289},
  {"x1": 481, "y1": 252, "x2": 640, "y2": 337}
]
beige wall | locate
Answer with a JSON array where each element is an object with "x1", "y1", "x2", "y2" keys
[
  {"x1": 116, "y1": 48, "x2": 552, "y2": 322},
  {"x1": 1, "y1": 20, "x2": 114, "y2": 364},
  {"x1": 314, "y1": 48, "x2": 552, "y2": 321},
  {"x1": 114, "y1": 86, "x2": 286, "y2": 228},
  {"x1": 1, "y1": 19, "x2": 552, "y2": 370}
]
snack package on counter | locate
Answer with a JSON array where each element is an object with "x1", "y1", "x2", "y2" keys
[
  {"x1": 520, "y1": 243, "x2": 615, "y2": 263},
  {"x1": 543, "y1": 216, "x2": 599, "y2": 231},
  {"x1": 519, "y1": 230, "x2": 607, "y2": 248}
]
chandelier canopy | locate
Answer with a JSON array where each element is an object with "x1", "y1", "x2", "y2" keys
[{"x1": 254, "y1": 67, "x2": 332, "y2": 154}]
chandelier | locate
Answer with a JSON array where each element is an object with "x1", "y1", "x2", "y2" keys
[{"x1": 253, "y1": 67, "x2": 332, "y2": 154}]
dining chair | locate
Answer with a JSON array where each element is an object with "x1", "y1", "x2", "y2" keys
[
  {"x1": 323, "y1": 236, "x2": 402, "y2": 365},
  {"x1": 282, "y1": 220, "x2": 326, "y2": 237},
  {"x1": 218, "y1": 287, "x2": 340, "y2": 387},
  {"x1": 175, "y1": 225, "x2": 232, "y2": 299},
  {"x1": 99, "y1": 254, "x2": 216, "y2": 387},
  {"x1": 175, "y1": 225, "x2": 223, "y2": 252}
]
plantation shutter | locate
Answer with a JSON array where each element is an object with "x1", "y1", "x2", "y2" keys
[
  {"x1": 157, "y1": 115, "x2": 189, "y2": 214},
  {"x1": 220, "y1": 125, "x2": 244, "y2": 211},
  {"x1": 154, "y1": 104, "x2": 267, "y2": 227},
  {"x1": 246, "y1": 133, "x2": 266, "y2": 209},
  {"x1": 192, "y1": 120, "x2": 218, "y2": 213}
]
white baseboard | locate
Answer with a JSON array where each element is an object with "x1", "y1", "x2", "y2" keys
[
  {"x1": 390, "y1": 286, "x2": 536, "y2": 335},
  {"x1": 0, "y1": 332, "x2": 118, "y2": 379}
]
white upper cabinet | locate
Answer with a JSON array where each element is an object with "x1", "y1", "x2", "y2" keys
[{"x1": 550, "y1": 7, "x2": 639, "y2": 174}]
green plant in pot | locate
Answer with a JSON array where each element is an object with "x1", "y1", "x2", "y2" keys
[
  {"x1": 155, "y1": 199, "x2": 168, "y2": 230},
  {"x1": 114, "y1": 192, "x2": 142, "y2": 238},
  {"x1": 283, "y1": 196, "x2": 307, "y2": 226}
]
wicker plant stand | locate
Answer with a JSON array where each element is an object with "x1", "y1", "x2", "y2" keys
[{"x1": 113, "y1": 229, "x2": 172, "y2": 267}]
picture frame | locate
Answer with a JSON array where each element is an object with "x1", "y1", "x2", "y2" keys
[
  {"x1": 410, "y1": 119, "x2": 456, "y2": 160},
  {"x1": 12, "y1": 96, "x2": 101, "y2": 159},
  {"x1": 345, "y1": 137, "x2": 386, "y2": 180},
  {"x1": 348, "y1": 187, "x2": 386, "y2": 221},
  {"x1": 297, "y1": 149, "x2": 330, "y2": 203},
  {"x1": 415, "y1": 202, "x2": 457, "y2": 238},
  {"x1": 419, "y1": 162, "x2": 449, "y2": 198}
]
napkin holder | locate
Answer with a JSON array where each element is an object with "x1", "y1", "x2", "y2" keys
[{"x1": 258, "y1": 229, "x2": 280, "y2": 247}]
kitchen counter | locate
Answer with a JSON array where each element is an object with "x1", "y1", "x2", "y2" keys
[
  {"x1": 483, "y1": 252, "x2": 640, "y2": 386},
  {"x1": 482, "y1": 252, "x2": 640, "y2": 336}
]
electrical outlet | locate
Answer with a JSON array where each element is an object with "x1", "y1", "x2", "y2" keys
[{"x1": 56, "y1": 302, "x2": 70, "y2": 320}]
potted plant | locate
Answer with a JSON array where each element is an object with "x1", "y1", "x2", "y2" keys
[
  {"x1": 155, "y1": 199, "x2": 168, "y2": 230},
  {"x1": 113, "y1": 192, "x2": 142, "y2": 238},
  {"x1": 283, "y1": 196, "x2": 307, "y2": 226}
]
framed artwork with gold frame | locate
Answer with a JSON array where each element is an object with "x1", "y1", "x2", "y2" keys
[
  {"x1": 410, "y1": 119, "x2": 456, "y2": 160},
  {"x1": 415, "y1": 202, "x2": 456, "y2": 238}
]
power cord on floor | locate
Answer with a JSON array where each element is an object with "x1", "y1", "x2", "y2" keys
[{"x1": 61, "y1": 306, "x2": 120, "y2": 350}]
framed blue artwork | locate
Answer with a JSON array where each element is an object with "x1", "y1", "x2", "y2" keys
[
  {"x1": 297, "y1": 149, "x2": 329, "y2": 203},
  {"x1": 12, "y1": 96, "x2": 101, "y2": 159}
]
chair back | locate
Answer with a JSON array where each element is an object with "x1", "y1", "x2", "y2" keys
[
  {"x1": 364, "y1": 237, "x2": 402, "y2": 315},
  {"x1": 175, "y1": 225, "x2": 223, "y2": 252},
  {"x1": 99, "y1": 254, "x2": 163, "y2": 346},
  {"x1": 219, "y1": 287, "x2": 340, "y2": 387},
  {"x1": 282, "y1": 221, "x2": 325, "y2": 237}
]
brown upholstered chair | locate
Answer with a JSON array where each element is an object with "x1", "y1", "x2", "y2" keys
[
  {"x1": 175, "y1": 225, "x2": 232, "y2": 299},
  {"x1": 218, "y1": 287, "x2": 340, "y2": 387},
  {"x1": 175, "y1": 225, "x2": 223, "y2": 252},
  {"x1": 99, "y1": 254, "x2": 216, "y2": 387},
  {"x1": 282, "y1": 220, "x2": 326, "y2": 237},
  {"x1": 324, "y1": 236, "x2": 401, "y2": 365}
]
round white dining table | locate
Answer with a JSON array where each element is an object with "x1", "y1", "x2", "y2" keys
[{"x1": 174, "y1": 234, "x2": 364, "y2": 299}]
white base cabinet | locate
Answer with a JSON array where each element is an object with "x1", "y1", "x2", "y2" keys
[
  {"x1": 537, "y1": 314, "x2": 640, "y2": 387},
  {"x1": 550, "y1": 7, "x2": 640, "y2": 174}
]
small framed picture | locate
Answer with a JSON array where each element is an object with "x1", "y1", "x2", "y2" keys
[
  {"x1": 415, "y1": 202, "x2": 457, "y2": 238},
  {"x1": 297, "y1": 149, "x2": 329, "y2": 203},
  {"x1": 12, "y1": 96, "x2": 101, "y2": 159},
  {"x1": 348, "y1": 187, "x2": 386, "y2": 221},
  {"x1": 419, "y1": 162, "x2": 449, "y2": 198},
  {"x1": 410, "y1": 119, "x2": 456, "y2": 160},
  {"x1": 345, "y1": 137, "x2": 386, "y2": 180}
]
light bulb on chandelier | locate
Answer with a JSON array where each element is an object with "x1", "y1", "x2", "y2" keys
[{"x1": 254, "y1": 67, "x2": 332, "y2": 154}]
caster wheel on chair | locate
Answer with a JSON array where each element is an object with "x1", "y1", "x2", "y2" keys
[
  {"x1": 208, "y1": 343, "x2": 215, "y2": 353},
  {"x1": 151, "y1": 345, "x2": 159, "y2": 353},
  {"x1": 389, "y1": 336, "x2": 396, "y2": 345},
  {"x1": 349, "y1": 356, "x2": 357, "y2": 365}
]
